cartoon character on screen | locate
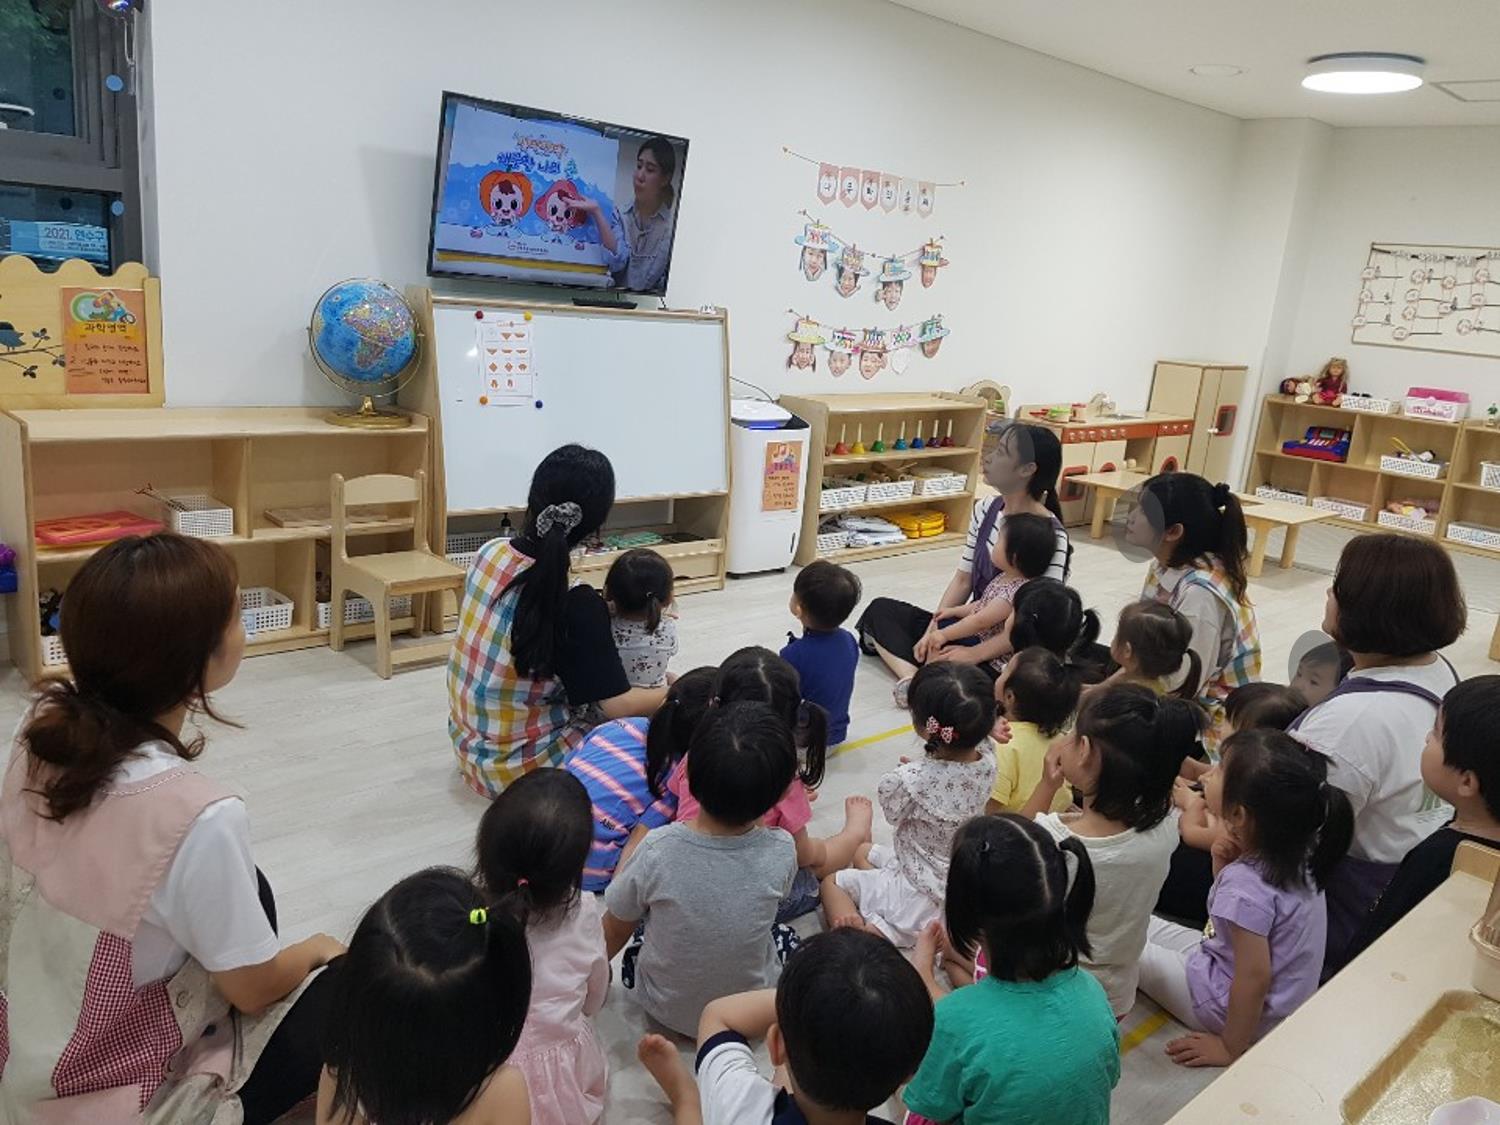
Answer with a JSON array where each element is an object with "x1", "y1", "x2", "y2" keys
[
  {"x1": 917, "y1": 314, "x2": 950, "y2": 359},
  {"x1": 876, "y1": 256, "x2": 910, "y2": 312},
  {"x1": 535, "y1": 180, "x2": 585, "y2": 241},
  {"x1": 794, "y1": 221, "x2": 837, "y2": 282},
  {"x1": 478, "y1": 171, "x2": 533, "y2": 232},
  {"x1": 857, "y1": 327, "x2": 888, "y2": 381},
  {"x1": 826, "y1": 326, "x2": 858, "y2": 377},
  {"x1": 919, "y1": 239, "x2": 949, "y2": 288},
  {"x1": 786, "y1": 317, "x2": 826, "y2": 371},
  {"x1": 835, "y1": 244, "x2": 868, "y2": 299}
]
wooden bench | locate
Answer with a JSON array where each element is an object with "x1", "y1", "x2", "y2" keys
[{"x1": 1074, "y1": 471, "x2": 1335, "y2": 576}]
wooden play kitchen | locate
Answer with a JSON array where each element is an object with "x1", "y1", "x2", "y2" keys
[
  {"x1": 0, "y1": 407, "x2": 431, "y2": 678},
  {"x1": 777, "y1": 392, "x2": 987, "y2": 566}
]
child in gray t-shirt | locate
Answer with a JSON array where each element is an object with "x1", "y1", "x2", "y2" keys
[{"x1": 604, "y1": 701, "x2": 799, "y2": 1036}]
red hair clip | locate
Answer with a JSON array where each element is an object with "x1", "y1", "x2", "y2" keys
[{"x1": 923, "y1": 718, "x2": 956, "y2": 744}]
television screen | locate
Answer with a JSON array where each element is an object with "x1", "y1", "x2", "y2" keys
[{"x1": 427, "y1": 92, "x2": 688, "y2": 296}]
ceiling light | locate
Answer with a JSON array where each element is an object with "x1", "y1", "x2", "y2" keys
[
  {"x1": 1302, "y1": 53, "x2": 1424, "y2": 94},
  {"x1": 1190, "y1": 64, "x2": 1245, "y2": 78}
]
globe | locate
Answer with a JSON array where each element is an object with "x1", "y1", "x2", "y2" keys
[{"x1": 308, "y1": 279, "x2": 421, "y2": 427}]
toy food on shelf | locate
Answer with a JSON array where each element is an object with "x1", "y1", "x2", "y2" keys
[
  {"x1": 887, "y1": 510, "x2": 947, "y2": 539},
  {"x1": 1281, "y1": 426, "x2": 1351, "y2": 462}
]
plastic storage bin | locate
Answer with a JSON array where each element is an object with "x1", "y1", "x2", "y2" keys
[
  {"x1": 1312, "y1": 496, "x2": 1369, "y2": 522},
  {"x1": 316, "y1": 594, "x2": 414, "y2": 628},
  {"x1": 1380, "y1": 454, "x2": 1448, "y2": 480},
  {"x1": 819, "y1": 479, "x2": 868, "y2": 511},
  {"x1": 162, "y1": 494, "x2": 235, "y2": 538},
  {"x1": 240, "y1": 587, "x2": 294, "y2": 635},
  {"x1": 1447, "y1": 522, "x2": 1500, "y2": 552},
  {"x1": 1377, "y1": 509, "x2": 1437, "y2": 536},
  {"x1": 41, "y1": 635, "x2": 66, "y2": 666}
]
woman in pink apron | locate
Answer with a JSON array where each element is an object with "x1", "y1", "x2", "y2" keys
[{"x1": 0, "y1": 534, "x2": 343, "y2": 1124}]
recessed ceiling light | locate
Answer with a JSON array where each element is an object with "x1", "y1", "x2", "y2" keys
[
  {"x1": 1302, "y1": 52, "x2": 1425, "y2": 94},
  {"x1": 1190, "y1": 63, "x2": 1245, "y2": 78}
]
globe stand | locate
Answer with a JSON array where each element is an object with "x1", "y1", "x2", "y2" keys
[{"x1": 325, "y1": 395, "x2": 412, "y2": 429}]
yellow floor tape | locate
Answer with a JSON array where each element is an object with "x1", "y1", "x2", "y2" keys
[
  {"x1": 1119, "y1": 1010, "x2": 1173, "y2": 1056},
  {"x1": 831, "y1": 723, "x2": 912, "y2": 757}
]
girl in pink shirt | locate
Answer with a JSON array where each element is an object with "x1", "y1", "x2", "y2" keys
[
  {"x1": 668, "y1": 647, "x2": 873, "y2": 905},
  {"x1": 477, "y1": 769, "x2": 610, "y2": 1124}
]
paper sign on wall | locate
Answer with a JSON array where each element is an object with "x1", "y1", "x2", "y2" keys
[
  {"x1": 838, "y1": 167, "x2": 860, "y2": 207},
  {"x1": 859, "y1": 170, "x2": 880, "y2": 210},
  {"x1": 762, "y1": 440, "x2": 803, "y2": 512},
  {"x1": 477, "y1": 318, "x2": 534, "y2": 406},
  {"x1": 817, "y1": 163, "x2": 839, "y2": 205},
  {"x1": 59, "y1": 287, "x2": 150, "y2": 395}
]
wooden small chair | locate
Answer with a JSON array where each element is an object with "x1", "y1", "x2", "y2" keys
[{"x1": 329, "y1": 471, "x2": 465, "y2": 679}]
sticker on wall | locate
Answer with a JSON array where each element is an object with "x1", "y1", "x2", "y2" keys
[
  {"x1": 859, "y1": 170, "x2": 881, "y2": 210},
  {"x1": 879, "y1": 172, "x2": 899, "y2": 213},
  {"x1": 817, "y1": 163, "x2": 839, "y2": 206},
  {"x1": 839, "y1": 166, "x2": 861, "y2": 207}
]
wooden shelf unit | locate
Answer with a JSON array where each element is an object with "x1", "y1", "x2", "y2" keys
[
  {"x1": 0, "y1": 407, "x2": 430, "y2": 679},
  {"x1": 779, "y1": 393, "x2": 987, "y2": 567},
  {"x1": 1243, "y1": 394, "x2": 1500, "y2": 560}
]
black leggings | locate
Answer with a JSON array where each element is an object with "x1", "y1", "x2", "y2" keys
[{"x1": 234, "y1": 870, "x2": 339, "y2": 1125}]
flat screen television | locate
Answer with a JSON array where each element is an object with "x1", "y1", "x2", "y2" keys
[{"x1": 427, "y1": 92, "x2": 689, "y2": 297}]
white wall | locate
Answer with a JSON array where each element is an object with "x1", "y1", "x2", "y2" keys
[
  {"x1": 1282, "y1": 126, "x2": 1500, "y2": 404},
  {"x1": 144, "y1": 0, "x2": 1243, "y2": 411}
]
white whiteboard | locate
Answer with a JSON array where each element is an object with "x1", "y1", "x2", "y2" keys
[
  {"x1": 1350, "y1": 242, "x2": 1500, "y2": 359},
  {"x1": 429, "y1": 302, "x2": 728, "y2": 512}
]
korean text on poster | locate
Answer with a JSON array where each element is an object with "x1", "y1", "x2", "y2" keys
[
  {"x1": 59, "y1": 287, "x2": 150, "y2": 395},
  {"x1": 762, "y1": 440, "x2": 803, "y2": 512}
]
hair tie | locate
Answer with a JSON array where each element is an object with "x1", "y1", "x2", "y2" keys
[
  {"x1": 1211, "y1": 482, "x2": 1231, "y2": 509},
  {"x1": 516, "y1": 877, "x2": 529, "y2": 889},
  {"x1": 536, "y1": 501, "x2": 583, "y2": 538},
  {"x1": 923, "y1": 717, "x2": 956, "y2": 744},
  {"x1": 468, "y1": 908, "x2": 488, "y2": 925}
]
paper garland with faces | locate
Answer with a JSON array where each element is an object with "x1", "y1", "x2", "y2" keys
[
  {"x1": 785, "y1": 311, "x2": 951, "y2": 379},
  {"x1": 794, "y1": 217, "x2": 949, "y2": 310}
]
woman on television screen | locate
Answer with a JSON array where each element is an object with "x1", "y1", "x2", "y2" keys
[{"x1": 573, "y1": 135, "x2": 678, "y2": 295}]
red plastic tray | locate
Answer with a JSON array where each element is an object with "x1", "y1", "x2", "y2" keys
[{"x1": 36, "y1": 511, "x2": 165, "y2": 548}]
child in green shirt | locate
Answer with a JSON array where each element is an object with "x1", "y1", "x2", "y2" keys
[{"x1": 904, "y1": 814, "x2": 1120, "y2": 1125}]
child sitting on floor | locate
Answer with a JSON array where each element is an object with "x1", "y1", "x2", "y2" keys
[
  {"x1": 1096, "y1": 600, "x2": 1202, "y2": 700},
  {"x1": 1290, "y1": 639, "x2": 1352, "y2": 708},
  {"x1": 637, "y1": 928, "x2": 934, "y2": 1125},
  {"x1": 606, "y1": 547, "x2": 679, "y2": 688},
  {"x1": 603, "y1": 701, "x2": 800, "y2": 1036},
  {"x1": 668, "y1": 647, "x2": 872, "y2": 918},
  {"x1": 317, "y1": 868, "x2": 532, "y2": 1125},
  {"x1": 782, "y1": 560, "x2": 863, "y2": 746},
  {"x1": 1023, "y1": 683, "x2": 1199, "y2": 1018},
  {"x1": 988, "y1": 646, "x2": 1080, "y2": 815},
  {"x1": 1343, "y1": 674, "x2": 1500, "y2": 965},
  {"x1": 821, "y1": 662, "x2": 997, "y2": 947},
  {"x1": 476, "y1": 770, "x2": 609, "y2": 1125},
  {"x1": 904, "y1": 815, "x2": 1120, "y2": 1125},
  {"x1": 564, "y1": 666, "x2": 716, "y2": 891},
  {"x1": 1139, "y1": 730, "x2": 1352, "y2": 1067},
  {"x1": 914, "y1": 512, "x2": 1058, "y2": 664}
]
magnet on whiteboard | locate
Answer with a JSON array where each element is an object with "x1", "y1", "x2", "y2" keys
[
  {"x1": 475, "y1": 310, "x2": 484, "y2": 320},
  {"x1": 524, "y1": 312, "x2": 533, "y2": 321},
  {"x1": 479, "y1": 395, "x2": 489, "y2": 405},
  {"x1": 534, "y1": 400, "x2": 543, "y2": 409}
]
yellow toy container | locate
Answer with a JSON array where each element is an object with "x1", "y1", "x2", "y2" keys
[{"x1": 888, "y1": 510, "x2": 947, "y2": 539}]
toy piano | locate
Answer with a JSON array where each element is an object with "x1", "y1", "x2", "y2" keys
[
  {"x1": 35, "y1": 511, "x2": 164, "y2": 548},
  {"x1": 1282, "y1": 426, "x2": 1351, "y2": 463}
]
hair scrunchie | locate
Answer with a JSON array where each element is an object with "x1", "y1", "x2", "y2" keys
[
  {"x1": 1211, "y1": 482, "x2": 1232, "y2": 509},
  {"x1": 536, "y1": 501, "x2": 583, "y2": 538}
]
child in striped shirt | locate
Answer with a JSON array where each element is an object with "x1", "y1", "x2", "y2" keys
[{"x1": 563, "y1": 667, "x2": 716, "y2": 892}]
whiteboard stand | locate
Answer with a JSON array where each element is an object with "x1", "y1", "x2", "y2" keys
[{"x1": 401, "y1": 289, "x2": 732, "y2": 626}]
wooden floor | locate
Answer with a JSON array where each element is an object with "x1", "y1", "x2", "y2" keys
[{"x1": 2, "y1": 532, "x2": 1495, "y2": 1124}]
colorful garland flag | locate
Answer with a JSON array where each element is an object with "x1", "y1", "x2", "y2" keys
[
  {"x1": 785, "y1": 309, "x2": 951, "y2": 379},
  {"x1": 783, "y1": 147, "x2": 963, "y2": 217}
]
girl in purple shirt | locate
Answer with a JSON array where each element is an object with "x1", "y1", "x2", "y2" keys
[{"x1": 1138, "y1": 730, "x2": 1354, "y2": 1067}]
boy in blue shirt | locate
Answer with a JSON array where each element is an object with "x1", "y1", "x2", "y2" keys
[{"x1": 781, "y1": 561, "x2": 862, "y2": 745}]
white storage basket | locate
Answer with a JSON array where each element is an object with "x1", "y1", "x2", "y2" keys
[
  {"x1": 1253, "y1": 485, "x2": 1309, "y2": 506},
  {"x1": 316, "y1": 594, "x2": 414, "y2": 628},
  {"x1": 1380, "y1": 454, "x2": 1447, "y2": 480},
  {"x1": 864, "y1": 476, "x2": 917, "y2": 503},
  {"x1": 911, "y1": 470, "x2": 966, "y2": 497},
  {"x1": 819, "y1": 479, "x2": 868, "y2": 511},
  {"x1": 1480, "y1": 461, "x2": 1500, "y2": 491},
  {"x1": 815, "y1": 529, "x2": 850, "y2": 554},
  {"x1": 1340, "y1": 395, "x2": 1400, "y2": 416},
  {"x1": 1447, "y1": 521, "x2": 1500, "y2": 552},
  {"x1": 240, "y1": 587, "x2": 294, "y2": 635},
  {"x1": 1312, "y1": 496, "x2": 1369, "y2": 522},
  {"x1": 41, "y1": 634, "x2": 66, "y2": 667},
  {"x1": 162, "y1": 494, "x2": 235, "y2": 538},
  {"x1": 1376, "y1": 509, "x2": 1436, "y2": 537},
  {"x1": 446, "y1": 531, "x2": 499, "y2": 572}
]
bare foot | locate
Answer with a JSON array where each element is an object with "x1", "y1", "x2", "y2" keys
[
  {"x1": 637, "y1": 1034, "x2": 698, "y2": 1109},
  {"x1": 844, "y1": 795, "x2": 874, "y2": 843},
  {"x1": 830, "y1": 912, "x2": 867, "y2": 931}
]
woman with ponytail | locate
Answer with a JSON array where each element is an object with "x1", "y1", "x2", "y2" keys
[
  {"x1": 1126, "y1": 472, "x2": 1261, "y2": 750},
  {"x1": 903, "y1": 814, "x2": 1120, "y2": 1125},
  {"x1": 1139, "y1": 731, "x2": 1353, "y2": 1068},
  {"x1": 857, "y1": 421, "x2": 1073, "y2": 688},
  {"x1": 1021, "y1": 683, "x2": 1200, "y2": 1017},
  {"x1": 449, "y1": 445, "x2": 668, "y2": 796},
  {"x1": 475, "y1": 770, "x2": 608, "y2": 1125},
  {"x1": 1, "y1": 534, "x2": 343, "y2": 1124}
]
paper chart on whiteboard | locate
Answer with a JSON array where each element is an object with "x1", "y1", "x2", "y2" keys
[{"x1": 477, "y1": 317, "x2": 535, "y2": 406}]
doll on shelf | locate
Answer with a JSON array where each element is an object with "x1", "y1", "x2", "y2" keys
[{"x1": 1311, "y1": 356, "x2": 1348, "y2": 405}]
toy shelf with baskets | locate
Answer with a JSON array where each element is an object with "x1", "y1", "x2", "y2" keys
[
  {"x1": 1, "y1": 408, "x2": 430, "y2": 679},
  {"x1": 779, "y1": 393, "x2": 987, "y2": 567}
]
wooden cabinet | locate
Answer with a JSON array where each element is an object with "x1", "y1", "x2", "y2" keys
[
  {"x1": 0, "y1": 407, "x2": 431, "y2": 678},
  {"x1": 1149, "y1": 361, "x2": 1248, "y2": 482}
]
